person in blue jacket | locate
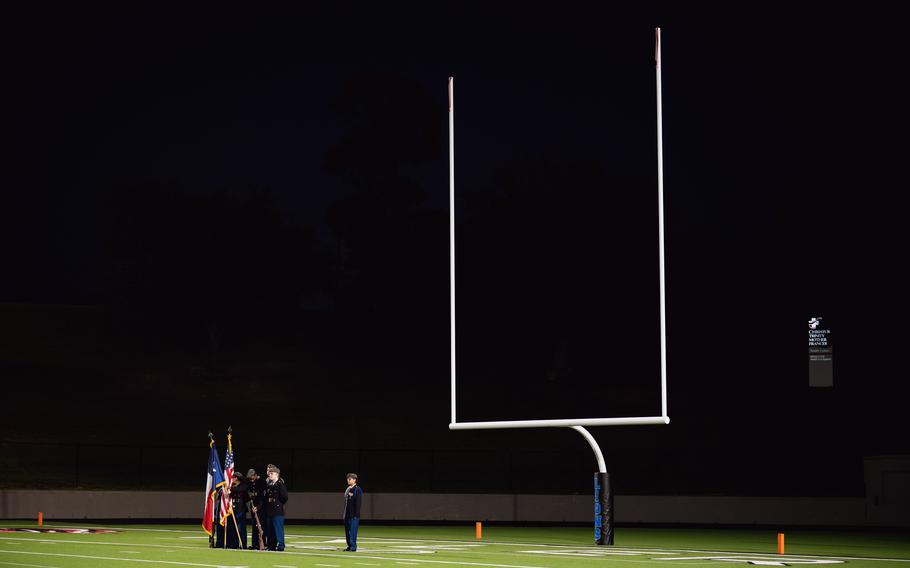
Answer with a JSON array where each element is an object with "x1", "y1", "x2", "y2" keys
[{"x1": 342, "y1": 473, "x2": 363, "y2": 551}]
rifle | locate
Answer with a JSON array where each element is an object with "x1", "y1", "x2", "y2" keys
[{"x1": 250, "y1": 503, "x2": 266, "y2": 551}]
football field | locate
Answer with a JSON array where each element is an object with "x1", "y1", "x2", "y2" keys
[{"x1": 2, "y1": 523, "x2": 909, "y2": 568}]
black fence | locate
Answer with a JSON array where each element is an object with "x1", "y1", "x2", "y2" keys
[{"x1": 0, "y1": 440, "x2": 866, "y2": 496}]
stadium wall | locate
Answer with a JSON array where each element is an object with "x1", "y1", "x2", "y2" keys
[{"x1": 1, "y1": 491, "x2": 906, "y2": 527}]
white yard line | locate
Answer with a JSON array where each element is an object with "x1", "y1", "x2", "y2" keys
[
  {"x1": 42, "y1": 523, "x2": 193, "y2": 533},
  {"x1": 0, "y1": 561, "x2": 63, "y2": 568},
  {"x1": 0, "y1": 550, "x2": 247, "y2": 568},
  {"x1": 15, "y1": 529, "x2": 910, "y2": 565},
  {"x1": 260, "y1": 550, "x2": 550, "y2": 568},
  {"x1": 5, "y1": 535, "x2": 518, "y2": 567},
  {"x1": 0, "y1": 537, "x2": 195, "y2": 550}
]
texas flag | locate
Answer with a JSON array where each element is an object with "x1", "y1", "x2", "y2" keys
[{"x1": 202, "y1": 442, "x2": 226, "y2": 535}]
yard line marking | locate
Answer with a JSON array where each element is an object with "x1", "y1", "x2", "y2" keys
[
  {"x1": 17, "y1": 531, "x2": 910, "y2": 564},
  {"x1": 655, "y1": 557, "x2": 845, "y2": 565},
  {"x1": 0, "y1": 550, "x2": 248, "y2": 568},
  {"x1": 652, "y1": 553, "x2": 910, "y2": 563},
  {"x1": 0, "y1": 561, "x2": 63, "y2": 568},
  {"x1": 42, "y1": 524, "x2": 194, "y2": 534},
  {"x1": 36, "y1": 523, "x2": 910, "y2": 564},
  {"x1": 260, "y1": 550, "x2": 550, "y2": 568},
  {"x1": 286, "y1": 545, "x2": 339, "y2": 551},
  {"x1": 356, "y1": 563, "x2": 382, "y2": 566},
  {"x1": 522, "y1": 550, "x2": 676, "y2": 557},
  {"x1": 0, "y1": 537, "x2": 197, "y2": 550},
  {"x1": 316, "y1": 564, "x2": 341, "y2": 567},
  {"x1": 121, "y1": 551, "x2": 143, "y2": 554},
  {"x1": 346, "y1": 550, "x2": 436, "y2": 556}
]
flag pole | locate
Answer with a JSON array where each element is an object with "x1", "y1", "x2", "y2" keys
[
  {"x1": 231, "y1": 508, "x2": 243, "y2": 549},
  {"x1": 207, "y1": 431, "x2": 215, "y2": 549},
  {"x1": 223, "y1": 426, "x2": 233, "y2": 549},
  {"x1": 226, "y1": 427, "x2": 243, "y2": 548}
]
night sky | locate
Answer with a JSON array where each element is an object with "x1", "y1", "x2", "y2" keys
[{"x1": 2, "y1": 6, "x2": 908, "y2": 496}]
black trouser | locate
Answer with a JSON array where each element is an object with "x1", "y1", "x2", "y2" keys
[
  {"x1": 226, "y1": 512, "x2": 247, "y2": 550},
  {"x1": 214, "y1": 520, "x2": 225, "y2": 548}
]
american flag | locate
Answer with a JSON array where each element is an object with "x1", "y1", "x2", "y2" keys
[{"x1": 219, "y1": 432, "x2": 234, "y2": 524}]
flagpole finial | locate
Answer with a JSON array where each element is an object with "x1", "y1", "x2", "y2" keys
[{"x1": 208, "y1": 430, "x2": 214, "y2": 448}]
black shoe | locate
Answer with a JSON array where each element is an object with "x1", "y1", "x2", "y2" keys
[{"x1": 343, "y1": 547, "x2": 351, "y2": 551}]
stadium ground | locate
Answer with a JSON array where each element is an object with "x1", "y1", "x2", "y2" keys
[{"x1": 1, "y1": 522, "x2": 908, "y2": 568}]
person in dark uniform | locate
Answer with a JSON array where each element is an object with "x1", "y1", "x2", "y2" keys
[
  {"x1": 246, "y1": 468, "x2": 267, "y2": 550},
  {"x1": 213, "y1": 485, "x2": 226, "y2": 548},
  {"x1": 264, "y1": 464, "x2": 288, "y2": 551},
  {"x1": 342, "y1": 473, "x2": 363, "y2": 552},
  {"x1": 227, "y1": 472, "x2": 249, "y2": 550}
]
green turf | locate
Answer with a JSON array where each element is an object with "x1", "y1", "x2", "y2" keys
[{"x1": 1, "y1": 521, "x2": 908, "y2": 568}]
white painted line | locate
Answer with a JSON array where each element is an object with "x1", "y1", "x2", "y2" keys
[
  {"x1": 286, "y1": 545, "x2": 338, "y2": 551},
  {"x1": 351, "y1": 550, "x2": 435, "y2": 556},
  {"x1": 0, "y1": 549, "x2": 248, "y2": 568},
  {"x1": 121, "y1": 551, "x2": 143, "y2": 554},
  {"x1": 656, "y1": 557, "x2": 845, "y2": 566},
  {"x1": 0, "y1": 560, "x2": 63, "y2": 568},
  {"x1": 16, "y1": 530, "x2": 910, "y2": 565},
  {"x1": 261, "y1": 550, "x2": 550, "y2": 568},
  {"x1": 42, "y1": 524, "x2": 191, "y2": 534},
  {"x1": 316, "y1": 564, "x2": 341, "y2": 567},
  {"x1": 356, "y1": 564, "x2": 382, "y2": 566},
  {"x1": 0, "y1": 537, "x2": 194, "y2": 550},
  {"x1": 523, "y1": 550, "x2": 672, "y2": 557}
]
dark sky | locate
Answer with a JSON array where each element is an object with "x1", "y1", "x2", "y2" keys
[{"x1": 2, "y1": 5, "x2": 908, "y2": 495}]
